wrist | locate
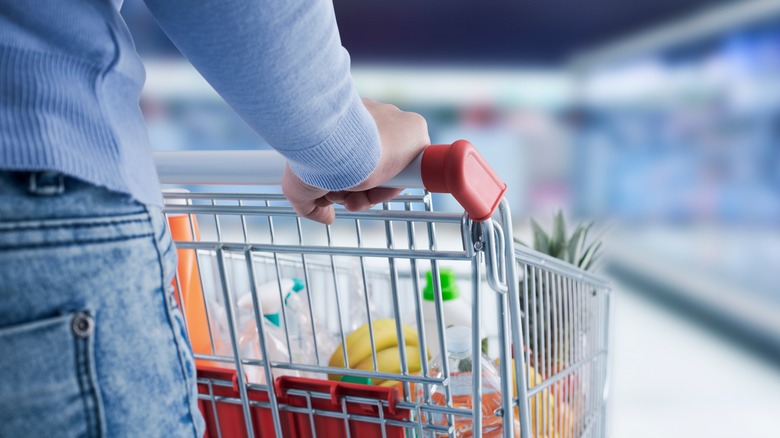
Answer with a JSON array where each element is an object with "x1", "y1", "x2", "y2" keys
[{"x1": 286, "y1": 95, "x2": 380, "y2": 191}]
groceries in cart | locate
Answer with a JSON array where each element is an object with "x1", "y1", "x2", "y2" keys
[
  {"x1": 422, "y1": 269, "x2": 472, "y2": 359},
  {"x1": 418, "y1": 326, "x2": 521, "y2": 437},
  {"x1": 327, "y1": 319, "x2": 426, "y2": 387}
]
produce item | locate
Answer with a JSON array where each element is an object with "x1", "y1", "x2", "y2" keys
[
  {"x1": 328, "y1": 319, "x2": 421, "y2": 375},
  {"x1": 351, "y1": 347, "x2": 423, "y2": 385},
  {"x1": 504, "y1": 358, "x2": 571, "y2": 438},
  {"x1": 518, "y1": 211, "x2": 604, "y2": 271},
  {"x1": 516, "y1": 211, "x2": 605, "y2": 370},
  {"x1": 418, "y1": 326, "x2": 520, "y2": 437},
  {"x1": 421, "y1": 269, "x2": 472, "y2": 359}
]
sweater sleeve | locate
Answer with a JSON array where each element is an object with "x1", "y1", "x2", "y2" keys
[{"x1": 142, "y1": 0, "x2": 380, "y2": 191}]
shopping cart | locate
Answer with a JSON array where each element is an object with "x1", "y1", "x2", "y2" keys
[{"x1": 154, "y1": 140, "x2": 612, "y2": 438}]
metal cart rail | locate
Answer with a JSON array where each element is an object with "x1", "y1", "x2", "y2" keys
[{"x1": 155, "y1": 140, "x2": 612, "y2": 438}]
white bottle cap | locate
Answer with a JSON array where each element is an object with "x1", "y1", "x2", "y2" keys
[
  {"x1": 445, "y1": 325, "x2": 472, "y2": 354},
  {"x1": 237, "y1": 278, "x2": 295, "y2": 315}
]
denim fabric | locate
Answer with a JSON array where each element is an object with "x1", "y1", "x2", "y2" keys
[{"x1": 0, "y1": 172, "x2": 205, "y2": 437}]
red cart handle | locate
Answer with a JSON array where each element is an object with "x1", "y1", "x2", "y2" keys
[{"x1": 421, "y1": 140, "x2": 506, "y2": 221}]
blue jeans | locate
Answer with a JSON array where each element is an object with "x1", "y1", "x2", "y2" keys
[{"x1": 0, "y1": 172, "x2": 205, "y2": 437}]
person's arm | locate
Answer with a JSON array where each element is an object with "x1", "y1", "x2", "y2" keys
[
  {"x1": 143, "y1": 0, "x2": 428, "y2": 223},
  {"x1": 143, "y1": 0, "x2": 380, "y2": 191}
]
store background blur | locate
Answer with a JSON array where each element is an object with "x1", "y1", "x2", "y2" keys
[{"x1": 122, "y1": 1, "x2": 780, "y2": 436}]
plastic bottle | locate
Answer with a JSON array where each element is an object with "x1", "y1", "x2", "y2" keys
[
  {"x1": 163, "y1": 189, "x2": 211, "y2": 361},
  {"x1": 236, "y1": 278, "x2": 335, "y2": 379},
  {"x1": 416, "y1": 326, "x2": 519, "y2": 437},
  {"x1": 422, "y1": 269, "x2": 472, "y2": 358},
  {"x1": 238, "y1": 318, "x2": 298, "y2": 384},
  {"x1": 282, "y1": 281, "x2": 337, "y2": 369},
  {"x1": 347, "y1": 260, "x2": 375, "y2": 332},
  {"x1": 234, "y1": 279, "x2": 301, "y2": 383}
]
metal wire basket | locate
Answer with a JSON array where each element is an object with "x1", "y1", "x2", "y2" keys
[{"x1": 155, "y1": 140, "x2": 612, "y2": 438}]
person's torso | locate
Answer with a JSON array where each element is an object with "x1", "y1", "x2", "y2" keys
[{"x1": 0, "y1": 0, "x2": 162, "y2": 206}]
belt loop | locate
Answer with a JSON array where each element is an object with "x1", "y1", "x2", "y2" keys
[{"x1": 28, "y1": 171, "x2": 66, "y2": 196}]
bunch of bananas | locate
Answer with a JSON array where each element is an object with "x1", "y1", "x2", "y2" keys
[{"x1": 328, "y1": 319, "x2": 427, "y2": 385}]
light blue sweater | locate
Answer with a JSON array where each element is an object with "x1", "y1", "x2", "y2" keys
[{"x1": 0, "y1": 0, "x2": 380, "y2": 206}]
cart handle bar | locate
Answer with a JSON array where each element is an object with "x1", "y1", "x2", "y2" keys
[{"x1": 154, "y1": 139, "x2": 507, "y2": 221}]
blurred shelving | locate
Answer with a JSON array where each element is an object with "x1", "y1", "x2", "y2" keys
[{"x1": 606, "y1": 227, "x2": 780, "y2": 360}]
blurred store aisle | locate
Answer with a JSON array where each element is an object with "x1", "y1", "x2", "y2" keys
[{"x1": 610, "y1": 284, "x2": 780, "y2": 438}]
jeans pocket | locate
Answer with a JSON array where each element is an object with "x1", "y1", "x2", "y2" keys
[{"x1": 0, "y1": 311, "x2": 104, "y2": 438}]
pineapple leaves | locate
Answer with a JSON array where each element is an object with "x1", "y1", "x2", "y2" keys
[
  {"x1": 583, "y1": 252, "x2": 602, "y2": 271},
  {"x1": 530, "y1": 219, "x2": 550, "y2": 254},
  {"x1": 579, "y1": 221, "x2": 594, "y2": 257},
  {"x1": 524, "y1": 211, "x2": 604, "y2": 272},
  {"x1": 551, "y1": 211, "x2": 567, "y2": 259},
  {"x1": 567, "y1": 225, "x2": 585, "y2": 265},
  {"x1": 578, "y1": 241, "x2": 602, "y2": 270}
]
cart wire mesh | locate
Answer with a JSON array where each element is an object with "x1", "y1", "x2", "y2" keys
[{"x1": 162, "y1": 188, "x2": 611, "y2": 438}]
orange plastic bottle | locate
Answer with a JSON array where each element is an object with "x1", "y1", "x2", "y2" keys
[
  {"x1": 417, "y1": 326, "x2": 521, "y2": 437},
  {"x1": 166, "y1": 201, "x2": 212, "y2": 362}
]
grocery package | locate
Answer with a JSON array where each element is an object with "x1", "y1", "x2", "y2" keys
[
  {"x1": 422, "y1": 269, "x2": 472, "y2": 358},
  {"x1": 417, "y1": 326, "x2": 520, "y2": 437}
]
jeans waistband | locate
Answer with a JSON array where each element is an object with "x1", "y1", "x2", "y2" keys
[{"x1": 0, "y1": 171, "x2": 148, "y2": 223}]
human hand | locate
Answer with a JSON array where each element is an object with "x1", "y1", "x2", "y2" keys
[{"x1": 282, "y1": 98, "x2": 430, "y2": 224}]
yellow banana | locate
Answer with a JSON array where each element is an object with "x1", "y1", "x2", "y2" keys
[
  {"x1": 378, "y1": 380, "x2": 401, "y2": 388},
  {"x1": 329, "y1": 343, "x2": 424, "y2": 382},
  {"x1": 328, "y1": 319, "x2": 420, "y2": 372},
  {"x1": 352, "y1": 346, "x2": 424, "y2": 384}
]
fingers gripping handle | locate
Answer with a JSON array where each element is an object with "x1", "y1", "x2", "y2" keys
[
  {"x1": 154, "y1": 140, "x2": 506, "y2": 220},
  {"x1": 421, "y1": 140, "x2": 507, "y2": 221}
]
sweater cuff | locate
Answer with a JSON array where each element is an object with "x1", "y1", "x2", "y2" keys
[{"x1": 286, "y1": 96, "x2": 380, "y2": 191}]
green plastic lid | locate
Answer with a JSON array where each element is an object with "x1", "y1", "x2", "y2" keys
[
  {"x1": 423, "y1": 269, "x2": 459, "y2": 301},
  {"x1": 340, "y1": 375, "x2": 372, "y2": 385}
]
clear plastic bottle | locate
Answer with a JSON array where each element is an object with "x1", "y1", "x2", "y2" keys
[
  {"x1": 238, "y1": 318, "x2": 299, "y2": 384},
  {"x1": 236, "y1": 278, "x2": 337, "y2": 376},
  {"x1": 422, "y1": 269, "x2": 472, "y2": 359},
  {"x1": 234, "y1": 279, "x2": 302, "y2": 383},
  {"x1": 283, "y1": 282, "x2": 337, "y2": 370},
  {"x1": 347, "y1": 260, "x2": 375, "y2": 332},
  {"x1": 416, "y1": 326, "x2": 520, "y2": 437}
]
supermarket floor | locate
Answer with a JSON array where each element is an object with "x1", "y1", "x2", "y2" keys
[{"x1": 609, "y1": 282, "x2": 780, "y2": 438}]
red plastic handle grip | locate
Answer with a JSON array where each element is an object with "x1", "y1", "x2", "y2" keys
[
  {"x1": 275, "y1": 376, "x2": 401, "y2": 415},
  {"x1": 421, "y1": 140, "x2": 507, "y2": 221}
]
